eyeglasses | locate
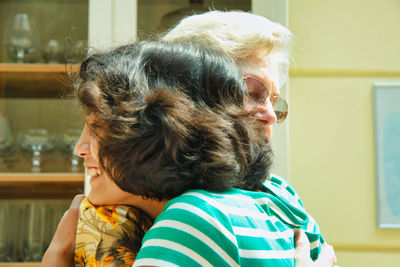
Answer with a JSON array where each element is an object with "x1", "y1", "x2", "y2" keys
[{"x1": 244, "y1": 76, "x2": 288, "y2": 123}]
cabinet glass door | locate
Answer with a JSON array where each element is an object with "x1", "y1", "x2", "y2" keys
[
  {"x1": 0, "y1": 0, "x2": 88, "y2": 174},
  {"x1": 0, "y1": 0, "x2": 88, "y2": 64},
  {"x1": 137, "y1": 0, "x2": 251, "y2": 40},
  {"x1": 0, "y1": 0, "x2": 88, "y2": 264}
]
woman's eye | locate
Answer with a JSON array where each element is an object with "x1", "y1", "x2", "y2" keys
[{"x1": 249, "y1": 92, "x2": 266, "y2": 104}]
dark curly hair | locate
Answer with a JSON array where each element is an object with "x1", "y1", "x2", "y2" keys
[{"x1": 75, "y1": 40, "x2": 273, "y2": 201}]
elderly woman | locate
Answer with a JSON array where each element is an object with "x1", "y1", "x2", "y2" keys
[{"x1": 43, "y1": 40, "x2": 335, "y2": 267}]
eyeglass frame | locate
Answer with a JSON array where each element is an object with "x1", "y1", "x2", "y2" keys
[{"x1": 243, "y1": 76, "x2": 288, "y2": 123}]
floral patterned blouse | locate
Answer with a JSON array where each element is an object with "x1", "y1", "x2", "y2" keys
[{"x1": 74, "y1": 198, "x2": 153, "y2": 267}]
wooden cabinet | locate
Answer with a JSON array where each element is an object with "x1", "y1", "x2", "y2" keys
[
  {"x1": 0, "y1": 63, "x2": 84, "y2": 265},
  {"x1": 0, "y1": 0, "x2": 88, "y2": 264}
]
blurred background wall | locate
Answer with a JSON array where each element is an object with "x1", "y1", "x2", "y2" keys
[{"x1": 287, "y1": 0, "x2": 400, "y2": 266}]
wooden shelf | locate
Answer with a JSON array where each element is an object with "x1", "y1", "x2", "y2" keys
[
  {"x1": 0, "y1": 172, "x2": 84, "y2": 199},
  {"x1": 0, "y1": 263, "x2": 40, "y2": 267},
  {"x1": 0, "y1": 63, "x2": 78, "y2": 73},
  {"x1": 0, "y1": 63, "x2": 79, "y2": 98},
  {"x1": 0, "y1": 172, "x2": 84, "y2": 182}
]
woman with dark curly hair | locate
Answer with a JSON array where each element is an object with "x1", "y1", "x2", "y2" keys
[{"x1": 43, "y1": 40, "x2": 334, "y2": 267}]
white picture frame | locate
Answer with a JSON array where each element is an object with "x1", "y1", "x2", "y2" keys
[{"x1": 374, "y1": 82, "x2": 400, "y2": 228}]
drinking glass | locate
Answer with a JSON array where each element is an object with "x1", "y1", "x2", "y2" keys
[
  {"x1": 5, "y1": 13, "x2": 40, "y2": 63},
  {"x1": 7, "y1": 201, "x2": 29, "y2": 261},
  {"x1": 0, "y1": 115, "x2": 13, "y2": 151},
  {"x1": 42, "y1": 39, "x2": 61, "y2": 63},
  {"x1": 60, "y1": 128, "x2": 82, "y2": 172},
  {"x1": 0, "y1": 202, "x2": 11, "y2": 262},
  {"x1": 24, "y1": 202, "x2": 45, "y2": 261},
  {"x1": 0, "y1": 115, "x2": 13, "y2": 171},
  {"x1": 19, "y1": 129, "x2": 54, "y2": 173}
]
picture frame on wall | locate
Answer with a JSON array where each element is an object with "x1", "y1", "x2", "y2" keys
[{"x1": 374, "y1": 82, "x2": 400, "y2": 228}]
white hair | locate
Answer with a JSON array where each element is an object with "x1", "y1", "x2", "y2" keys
[{"x1": 163, "y1": 10, "x2": 293, "y2": 88}]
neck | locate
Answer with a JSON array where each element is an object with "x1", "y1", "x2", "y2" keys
[{"x1": 128, "y1": 196, "x2": 169, "y2": 220}]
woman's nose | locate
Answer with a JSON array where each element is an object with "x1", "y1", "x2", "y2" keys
[
  {"x1": 74, "y1": 141, "x2": 90, "y2": 158},
  {"x1": 254, "y1": 101, "x2": 277, "y2": 125},
  {"x1": 74, "y1": 125, "x2": 90, "y2": 158}
]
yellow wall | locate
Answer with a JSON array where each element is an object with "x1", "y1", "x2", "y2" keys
[{"x1": 288, "y1": 0, "x2": 400, "y2": 266}]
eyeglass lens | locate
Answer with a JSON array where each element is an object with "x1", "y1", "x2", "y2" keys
[{"x1": 245, "y1": 77, "x2": 288, "y2": 123}]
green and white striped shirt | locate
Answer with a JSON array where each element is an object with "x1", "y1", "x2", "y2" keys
[{"x1": 134, "y1": 175, "x2": 324, "y2": 266}]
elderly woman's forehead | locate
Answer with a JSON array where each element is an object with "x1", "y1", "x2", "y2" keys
[{"x1": 237, "y1": 59, "x2": 280, "y2": 88}]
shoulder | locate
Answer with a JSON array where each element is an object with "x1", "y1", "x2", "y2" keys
[
  {"x1": 134, "y1": 190, "x2": 240, "y2": 266},
  {"x1": 152, "y1": 189, "x2": 240, "y2": 239},
  {"x1": 262, "y1": 173, "x2": 304, "y2": 209},
  {"x1": 153, "y1": 190, "x2": 233, "y2": 231}
]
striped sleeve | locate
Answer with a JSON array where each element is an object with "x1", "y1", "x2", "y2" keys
[{"x1": 133, "y1": 194, "x2": 240, "y2": 267}]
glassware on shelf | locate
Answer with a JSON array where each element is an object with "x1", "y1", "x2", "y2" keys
[
  {"x1": 0, "y1": 115, "x2": 13, "y2": 151},
  {"x1": 24, "y1": 202, "x2": 45, "y2": 261},
  {"x1": 7, "y1": 201, "x2": 29, "y2": 261},
  {"x1": 0, "y1": 115, "x2": 14, "y2": 171},
  {"x1": 5, "y1": 13, "x2": 40, "y2": 63},
  {"x1": 60, "y1": 128, "x2": 82, "y2": 172},
  {"x1": 0, "y1": 200, "x2": 70, "y2": 262},
  {"x1": 19, "y1": 129, "x2": 54, "y2": 173},
  {"x1": 42, "y1": 39, "x2": 61, "y2": 63},
  {"x1": 0, "y1": 203, "x2": 11, "y2": 262},
  {"x1": 63, "y1": 25, "x2": 88, "y2": 63},
  {"x1": 64, "y1": 39, "x2": 87, "y2": 63}
]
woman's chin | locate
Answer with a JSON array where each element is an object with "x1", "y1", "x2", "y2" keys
[
  {"x1": 86, "y1": 194, "x2": 104, "y2": 205},
  {"x1": 87, "y1": 194, "x2": 123, "y2": 206}
]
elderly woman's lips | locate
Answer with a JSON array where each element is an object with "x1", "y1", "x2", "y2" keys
[{"x1": 257, "y1": 120, "x2": 269, "y2": 125}]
